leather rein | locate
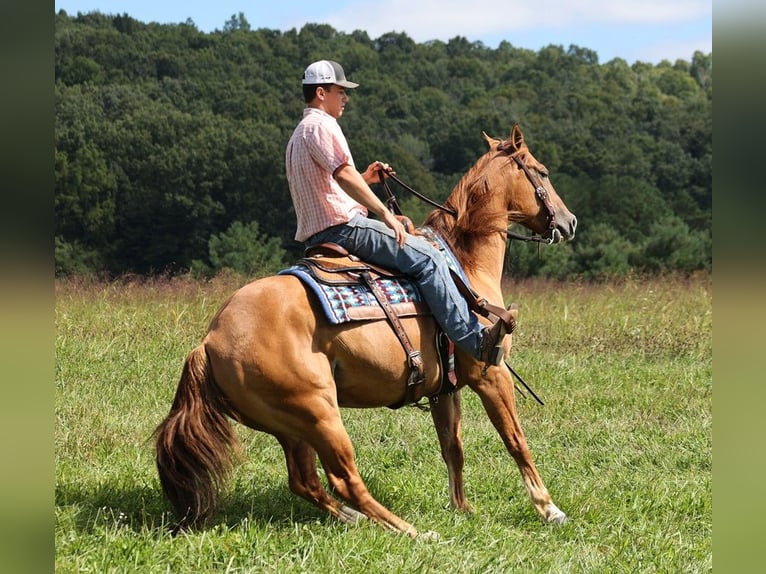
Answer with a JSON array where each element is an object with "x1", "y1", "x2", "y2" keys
[{"x1": 379, "y1": 150, "x2": 559, "y2": 245}]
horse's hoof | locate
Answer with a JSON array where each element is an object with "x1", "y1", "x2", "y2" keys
[
  {"x1": 547, "y1": 510, "x2": 568, "y2": 525},
  {"x1": 417, "y1": 530, "x2": 441, "y2": 542},
  {"x1": 338, "y1": 505, "x2": 367, "y2": 524},
  {"x1": 543, "y1": 503, "x2": 567, "y2": 524},
  {"x1": 551, "y1": 513, "x2": 568, "y2": 525}
]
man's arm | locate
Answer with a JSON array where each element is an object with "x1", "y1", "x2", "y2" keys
[{"x1": 334, "y1": 163, "x2": 407, "y2": 247}]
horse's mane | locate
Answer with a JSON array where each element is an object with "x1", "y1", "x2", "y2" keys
[{"x1": 423, "y1": 147, "x2": 521, "y2": 271}]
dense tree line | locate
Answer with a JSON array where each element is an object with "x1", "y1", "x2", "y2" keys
[{"x1": 54, "y1": 10, "x2": 712, "y2": 279}]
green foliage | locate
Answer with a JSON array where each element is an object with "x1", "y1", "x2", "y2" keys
[
  {"x1": 632, "y1": 215, "x2": 712, "y2": 273},
  {"x1": 574, "y1": 223, "x2": 637, "y2": 280},
  {"x1": 204, "y1": 220, "x2": 288, "y2": 278},
  {"x1": 223, "y1": 13, "x2": 251, "y2": 33},
  {"x1": 54, "y1": 11, "x2": 712, "y2": 278},
  {"x1": 55, "y1": 236, "x2": 102, "y2": 276}
]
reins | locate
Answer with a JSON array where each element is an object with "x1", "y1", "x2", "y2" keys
[
  {"x1": 377, "y1": 167, "x2": 548, "y2": 407},
  {"x1": 378, "y1": 153, "x2": 558, "y2": 245},
  {"x1": 379, "y1": 172, "x2": 457, "y2": 218}
]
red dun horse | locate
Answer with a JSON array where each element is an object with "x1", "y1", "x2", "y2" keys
[{"x1": 155, "y1": 124, "x2": 577, "y2": 537}]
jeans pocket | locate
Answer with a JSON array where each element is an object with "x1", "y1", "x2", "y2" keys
[{"x1": 306, "y1": 223, "x2": 354, "y2": 248}]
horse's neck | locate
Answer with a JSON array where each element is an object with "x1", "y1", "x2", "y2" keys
[
  {"x1": 435, "y1": 158, "x2": 509, "y2": 293},
  {"x1": 463, "y1": 233, "x2": 507, "y2": 291},
  {"x1": 428, "y1": 202, "x2": 507, "y2": 292}
]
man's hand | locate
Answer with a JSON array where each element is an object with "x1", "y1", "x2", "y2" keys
[
  {"x1": 361, "y1": 161, "x2": 395, "y2": 185},
  {"x1": 334, "y1": 163, "x2": 407, "y2": 246},
  {"x1": 381, "y1": 210, "x2": 408, "y2": 247}
]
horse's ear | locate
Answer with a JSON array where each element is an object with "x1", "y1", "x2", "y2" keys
[
  {"x1": 482, "y1": 131, "x2": 501, "y2": 149},
  {"x1": 510, "y1": 124, "x2": 524, "y2": 149}
]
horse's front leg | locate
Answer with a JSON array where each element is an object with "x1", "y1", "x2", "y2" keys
[
  {"x1": 429, "y1": 390, "x2": 472, "y2": 512},
  {"x1": 468, "y1": 366, "x2": 567, "y2": 524}
]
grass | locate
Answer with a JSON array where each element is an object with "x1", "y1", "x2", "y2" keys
[{"x1": 55, "y1": 273, "x2": 712, "y2": 573}]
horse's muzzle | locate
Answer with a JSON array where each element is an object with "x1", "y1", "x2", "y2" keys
[{"x1": 552, "y1": 215, "x2": 577, "y2": 242}]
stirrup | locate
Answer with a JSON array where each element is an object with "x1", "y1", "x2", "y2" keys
[{"x1": 480, "y1": 303, "x2": 518, "y2": 367}]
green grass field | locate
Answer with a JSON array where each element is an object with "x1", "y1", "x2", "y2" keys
[{"x1": 55, "y1": 274, "x2": 712, "y2": 573}]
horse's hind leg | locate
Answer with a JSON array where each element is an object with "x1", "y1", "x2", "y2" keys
[
  {"x1": 261, "y1": 395, "x2": 419, "y2": 536},
  {"x1": 429, "y1": 391, "x2": 472, "y2": 512},
  {"x1": 308, "y1": 416, "x2": 420, "y2": 537},
  {"x1": 276, "y1": 434, "x2": 366, "y2": 525}
]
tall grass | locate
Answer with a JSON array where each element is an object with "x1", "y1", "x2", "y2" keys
[{"x1": 55, "y1": 274, "x2": 712, "y2": 573}]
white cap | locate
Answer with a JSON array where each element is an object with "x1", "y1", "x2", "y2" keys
[{"x1": 302, "y1": 60, "x2": 359, "y2": 89}]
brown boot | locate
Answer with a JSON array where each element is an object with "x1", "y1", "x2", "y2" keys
[{"x1": 479, "y1": 303, "x2": 519, "y2": 366}]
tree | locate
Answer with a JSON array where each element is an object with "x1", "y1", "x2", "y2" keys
[
  {"x1": 204, "y1": 221, "x2": 288, "y2": 278},
  {"x1": 223, "y1": 12, "x2": 250, "y2": 32},
  {"x1": 574, "y1": 223, "x2": 637, "y2": 280},
  {"x1": 54, "y1": 12, "x2": 711, "y2": 278},
  {"x1": 632, "y1": 216, "x2": 711, "y2": 273}
]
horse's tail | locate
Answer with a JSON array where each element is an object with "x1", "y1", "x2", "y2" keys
[{"x1": 154, "y1": 344, "x2": 241, "y2": 527}]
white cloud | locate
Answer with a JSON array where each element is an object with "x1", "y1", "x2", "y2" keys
[
  {"x1": 595, "y1": 1, "x2": 711, "y2": 23},
  {"x1": 323, "y1": 0, "x2": 711, "y2": 41},
  {"x1": 638, "y1": 35, "x2": 713, "y2": 64}
]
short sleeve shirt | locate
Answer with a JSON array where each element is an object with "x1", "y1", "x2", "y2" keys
[{"x1": 285, "y1": 107, "x2": 367, "y2": 241}]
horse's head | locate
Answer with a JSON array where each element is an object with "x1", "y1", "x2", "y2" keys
[{"x1": 483, "y1": 125, "x2": 577, "y2": 243}]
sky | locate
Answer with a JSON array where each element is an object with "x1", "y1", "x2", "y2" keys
[{"x1": 53, "y1": 0, "x2": 713, "y2": 65}]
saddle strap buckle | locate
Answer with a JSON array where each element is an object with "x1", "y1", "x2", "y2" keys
[{"x1": 407, "y1": 351, "x2": 425, "y2": 388}]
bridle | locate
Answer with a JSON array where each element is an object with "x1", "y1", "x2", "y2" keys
[
  {"x1": 380, "y1": 148, "x2": 560, "y2": 244},
  {"x1": 501, "y1": 146, "x2": 560, "y2": 244}
]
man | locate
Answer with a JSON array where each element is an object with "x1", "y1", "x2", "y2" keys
[{"x1": 285, "y1": 59, "x2": 514, "y2": 366}]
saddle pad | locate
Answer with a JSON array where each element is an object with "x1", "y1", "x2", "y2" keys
[
  {"x1": 418, "y1": 226, "x2": 470, "y2": 283},
  {"x1": 279, "y1": 266, "x2": 429, "y2": 324},
  {"x1": 278, "y1": 226, "x2": 467, "y2": 325}
]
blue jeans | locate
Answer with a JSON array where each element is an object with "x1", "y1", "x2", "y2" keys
[{"x1": 306, "y1": 214, "x2": 485, "y2": 358}]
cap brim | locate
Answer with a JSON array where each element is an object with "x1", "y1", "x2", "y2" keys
[{"x1": 336, "y1": 80, "x2": 359, "y2": 89}]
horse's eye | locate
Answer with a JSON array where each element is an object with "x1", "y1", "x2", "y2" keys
[{"x1": 539, "y1": 169, "x2": 549, "y2": 179}]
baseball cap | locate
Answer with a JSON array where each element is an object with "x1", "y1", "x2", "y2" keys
[{"x1": 302, "y1": 60, "x2": 359, "y2": 89}]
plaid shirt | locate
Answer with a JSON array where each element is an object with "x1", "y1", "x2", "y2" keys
[{"x1": 285, "y1": 107, "x2": 367, "y2": 241}]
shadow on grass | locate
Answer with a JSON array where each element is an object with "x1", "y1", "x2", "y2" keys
[{"x1": 55, "y1": 478, "x2": 329, "y2": 534}]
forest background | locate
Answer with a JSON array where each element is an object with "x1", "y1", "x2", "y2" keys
[{"x1": 54, "y1": 10, "x2": 712, "y2": 279}]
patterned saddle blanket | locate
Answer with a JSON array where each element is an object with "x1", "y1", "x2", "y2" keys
[{"x1": 278, "y1": 227, "x2": 468, "y2": 325}]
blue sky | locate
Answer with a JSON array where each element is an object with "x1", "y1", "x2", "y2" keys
[{"x1": 54, "y1": 0, "x2": 713, "y2": 64}]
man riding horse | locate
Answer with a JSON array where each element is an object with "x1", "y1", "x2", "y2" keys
[
  {"x1": 285, "y1": 59, "x2": 516, "y2": 366},
  {"x1": 155, "y1": 60, "x2": 576, "y2": 536}
]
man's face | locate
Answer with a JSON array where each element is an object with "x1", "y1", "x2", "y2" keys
[{"x1": 320, "y1": 85, "x2": 349, "y2": 118}]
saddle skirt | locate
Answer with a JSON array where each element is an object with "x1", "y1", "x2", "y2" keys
[{"x1": 278, "y1": 227, "x2": 468, "y2": 325}]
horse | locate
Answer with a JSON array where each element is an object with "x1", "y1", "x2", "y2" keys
[{"x1": 155, "y1": 124, "x2": 577, "y2": 538}]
